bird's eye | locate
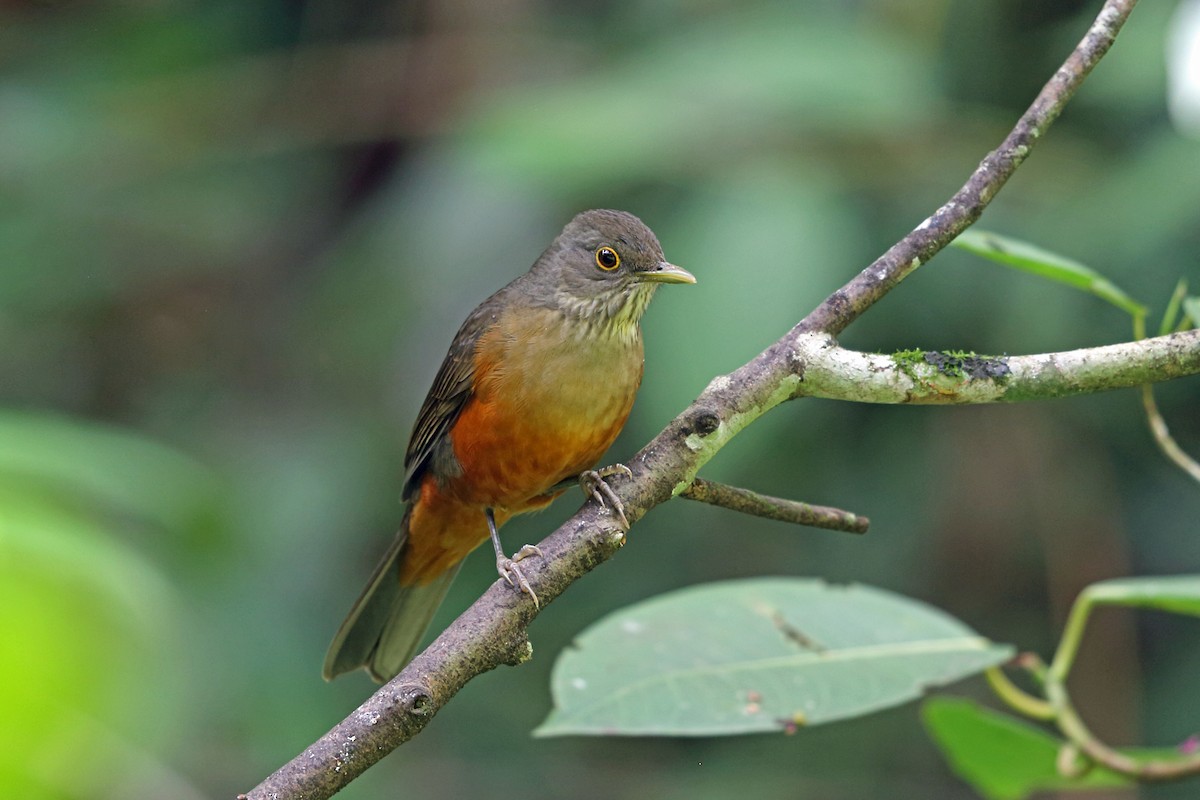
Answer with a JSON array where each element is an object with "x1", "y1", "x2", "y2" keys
[{"x1": 595, "y1": 246, "x2": 621, "y2": 271}]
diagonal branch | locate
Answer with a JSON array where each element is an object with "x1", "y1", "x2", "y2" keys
[
  {"x1": 796, "y1": 0, "x2": 1136, "y2": 337},
  {"x1": 242, "y1": 2, "x2": 1144, "y2": 797}
]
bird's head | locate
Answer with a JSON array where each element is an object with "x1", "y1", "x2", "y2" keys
[{"x1": 527, "y1": 209, "x2": 695, "y2": 336}]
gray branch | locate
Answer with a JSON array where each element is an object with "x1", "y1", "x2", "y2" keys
[
  {"x1": 242, "y1": 2, "x2": 1152, "y2": 797},
  {"x1": 794, "y1": 331, "x2": 1200, "y2": 405}
]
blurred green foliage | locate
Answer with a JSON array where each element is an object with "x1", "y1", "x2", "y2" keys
[
  {"x1": 1, "y1": 0, "x2": 1198, "y2": 798},
  {"x1": 0, "y1": 411, "x2": 213, "y2": 798}
]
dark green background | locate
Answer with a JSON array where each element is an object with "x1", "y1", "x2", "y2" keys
[{"x1": 2, "y1": 1, "x2": 1198, "y2": 797}]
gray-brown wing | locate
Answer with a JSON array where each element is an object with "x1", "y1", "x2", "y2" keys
[{"x1": 401, "y1": 302, "x2": 499, "y2": 501}]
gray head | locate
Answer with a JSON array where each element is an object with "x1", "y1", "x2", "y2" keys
[{"x1": 525, "y1": 209, "x2": 695, "y2": 332}]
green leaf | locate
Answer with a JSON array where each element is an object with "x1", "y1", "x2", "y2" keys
[
  {"x1": 536, "y1": 578, "x2": 1012, "y2": 737},
  {"x1": 1082, "y1": 575, "x2": 1200, "y2": 617},
  {"x1": 922, "y1": 697, "x2": 1131, "y2": 800},
  {"x1": 1183, "y1": 296, "x2": 1200, "y2": 329},
  {"x1": 952, "y1": 230, "x2": 1145, "y2": 317},
  {"x1": 1158, "y1": 279, "x2": 1188, "y2": 336}
]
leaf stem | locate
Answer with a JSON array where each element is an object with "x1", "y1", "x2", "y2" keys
[
  {"x1": 1044, "y1": 677, "x2": 1200, "y2": 780},
  {"x1": 1047, "y1": 586, "x2": 1095, "y2": 684},
  {"x1": 984, "y1": 665, "x2": 1055, "y2": 721}
]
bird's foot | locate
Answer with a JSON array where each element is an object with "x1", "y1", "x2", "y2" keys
[
  {"x1": 580, "y1": 464, "x2": 632, "y2": 530},
  {"x1": 497, "y1": 544, "x2": 543, "y2": 609}
]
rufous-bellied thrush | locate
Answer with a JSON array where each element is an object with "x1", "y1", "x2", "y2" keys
[{"x1": 323, "y1": 209, "x2": 694, "y2": 682}]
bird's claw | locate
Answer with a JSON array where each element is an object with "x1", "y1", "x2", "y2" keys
[
  {"x1": 580, "y1": 464, "x2": 632, "y2": 530},
  {"x1": 497, "y1": 544, "x2": 543, "y2": 608}
]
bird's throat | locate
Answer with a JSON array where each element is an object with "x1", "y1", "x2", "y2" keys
[{"x1": 554, "y1": 283, "x2": 657, "y2": 345}]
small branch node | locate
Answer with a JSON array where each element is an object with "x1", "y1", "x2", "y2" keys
[
  {"x1": 507, "y1": 639, "x2": 534, "y2": 667},
  {"x1": 399, "y1": 685, "x2": 434, "y2": 716},
  {"x1": 689, "y1": 407, "x2": 722, "y2": 437}
]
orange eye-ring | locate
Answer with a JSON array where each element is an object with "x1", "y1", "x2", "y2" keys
[{"x1": 595, "y1": 246, "x2": 620, "y2": 271}]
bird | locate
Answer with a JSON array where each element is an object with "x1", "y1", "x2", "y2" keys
[{"x1": 323, "y1": 208, "x2": 695, "y2": 683}]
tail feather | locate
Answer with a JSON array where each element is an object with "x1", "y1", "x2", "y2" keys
[
  {"x1": 365, "y1": 563, "x2": 460, "y2": 682},
  {"x1": 323, "y1": 513, "x2": 461, "y2": 683}
]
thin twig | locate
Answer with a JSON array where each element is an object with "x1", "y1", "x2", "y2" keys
[
  {"x1": 680, "y1": 478, "x2": 868, "y2": 533},
  {"x1": 1132, "y1": 312, "x2": 1200, "y2": 483},
  {"x1": 984, "y1": 665, "x2": 1055, "y2": 721},
  {"x1": 1141, "y1": 384, "x2": 1200, "y2": 483}
]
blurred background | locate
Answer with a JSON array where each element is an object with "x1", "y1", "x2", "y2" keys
[{"x1": 2, "y1": 0, "x2": 1198, "y2": 797}]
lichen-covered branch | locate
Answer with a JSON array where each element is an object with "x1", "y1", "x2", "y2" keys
[
  {"x1": 792, "y1": 330, "x2": 1200, "y2": 405},
  {"x1": 242, "y1": 2, "x2": 1144, "y2": 797}
]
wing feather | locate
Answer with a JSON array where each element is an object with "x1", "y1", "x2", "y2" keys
[{"x1": 401, "y1": 300, "x2": 502, "y2": 500}]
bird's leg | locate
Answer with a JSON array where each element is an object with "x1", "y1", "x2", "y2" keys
[
  {"x1": 487, "y1": 507, "x2": 542, "y2": 608},
  {"x1": 579, "y1": 464, "x2": 633, "y2": 530}
]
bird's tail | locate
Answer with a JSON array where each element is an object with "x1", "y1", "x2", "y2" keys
[{"x1": 323, "y1": 510, "x2": 462, "y2": 683}]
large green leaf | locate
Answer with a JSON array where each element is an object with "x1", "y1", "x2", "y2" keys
[
  {"x1": 537, "y1": 578, "x2": 1012, "y2": 737},
  {"x1": 952, "y1": 230, "x2": 1145, "y2": 317},
  {"x1": 1082, "y1": 575, "x2": 1200, "y2": 617},
  {"x1": 922, "y1": 697, "x2": 1131, "y2": 800}
]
